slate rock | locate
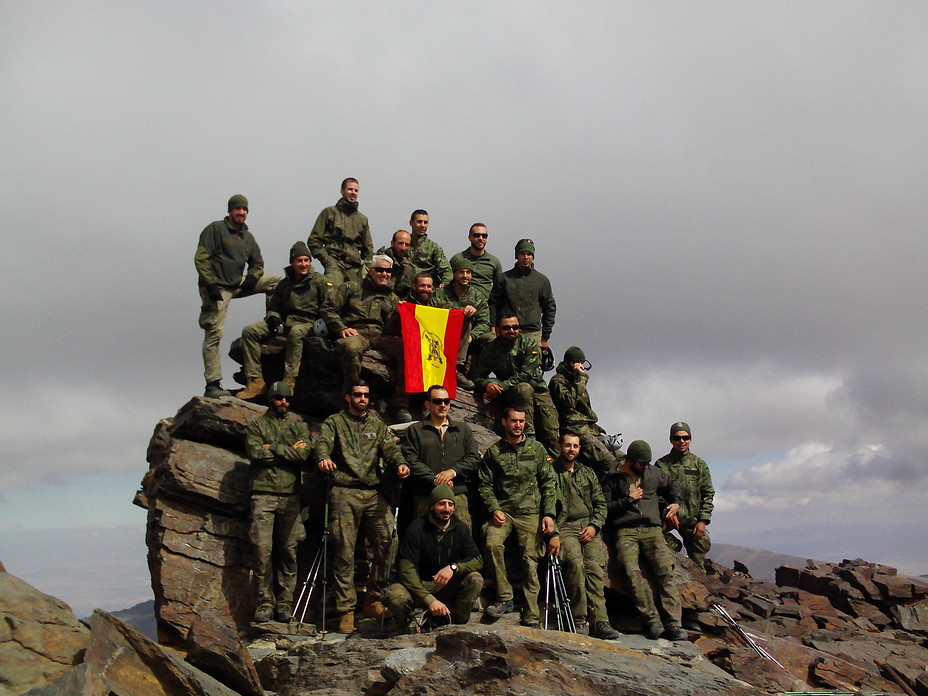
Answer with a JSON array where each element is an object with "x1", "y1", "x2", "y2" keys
[
  {"x1": 381, "y1": 646, "x2": 435, "y2": 684},
  {"x1": 186, "y1": 611, "x2": 264, "y2": 696}
]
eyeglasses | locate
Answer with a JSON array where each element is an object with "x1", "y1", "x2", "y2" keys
[
  {"x1": 671, "y1": 435, "x2": 691, "y2": 441},
  {"x1": 270, "y1": 395, "x2": 289, "y2": 402},
  {"x1": 351, "y1": 391, "x2": 370, "y2": 398},
  {"x1": 470, "y1": 232, "x2": 488, "y2": 238},
  {"x1": 429, "y1": 398, "x2": 452, "y2": 405},
  {"x1": 370, "y1": 267, "x2": 392, "y2": 274},
  {"x1": 499, "y1": 324, "x2": 520, "y2": 331}
]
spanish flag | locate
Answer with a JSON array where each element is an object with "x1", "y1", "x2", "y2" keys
[{"x1": 398, "y1": 303, "x2": 465, "y2": 398}]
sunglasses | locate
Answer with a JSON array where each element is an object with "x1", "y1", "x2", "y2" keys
[
  {"x1": 351, "y1": 391, "x2": 370, "y2": 398},
  {"x1": 499, "y1": 324, "x2": 520, "y2": 331},
  {"x1": 370, "y1": 267, "x2": 392, "y2": 274},
  {"x1": 470, "y1": 232, "x2": 488, "y2": 238},
  {"x1": 270, "y1": 395, "x2": 289, "y2": 402},
  {"x1": 429, "y1": 398, "x2": 452, "y2": 405},
  {"x1": 671, "y1": 435, "x2": 691, "y2": 441}
]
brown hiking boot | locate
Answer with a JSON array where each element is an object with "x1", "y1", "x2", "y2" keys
[
  {"x1": 337, "y1": 612, "x2": 355, "y2": 634},
  {"x1": 236, "y1": 377, "x2": 267, "y2": 400},
  {"x1": 363, "y1": 594, "x2": 386, "y2": 619}
]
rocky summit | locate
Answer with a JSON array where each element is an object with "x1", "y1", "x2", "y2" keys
[{"x1": 3, "y1": 368, "x2": 928, "y2": 695}]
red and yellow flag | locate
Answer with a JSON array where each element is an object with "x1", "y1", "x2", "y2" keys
[{"x1": 398, "y1": 303, "x2": 464, "y2": 398}]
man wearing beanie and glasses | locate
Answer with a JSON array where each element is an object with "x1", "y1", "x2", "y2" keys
[
  {"x1": 195, "y1": 194, "x2": 279, "y2": 398},
  {"x1": 490, "y1": 238, "x2": 556, "y2": 350},
  {"x1": 244, "y1": 381, "x2": 310, "y2": 623},
  {"x1": 602, "y1": 440, "x2": 689, "y2": 641},
  {"x1": 237, "y1": 242, "x2": 332, "y2": 400},
  {"x1": 383, "y1": 484, "x2": 484, "y2": 633},
  {"x1": 656, "y1": 422, "x2": 715, "y2": 571}
]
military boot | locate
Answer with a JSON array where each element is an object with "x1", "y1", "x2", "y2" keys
[
  {"x1": 363, "y1": 594, "x2": 386, "y2": 619},
  {"x1": 337, "y1": 612, "x2": 355, "y2": 634},
  {"x1": 236, "y1": 377, "x2": 267, "y2": 400}
]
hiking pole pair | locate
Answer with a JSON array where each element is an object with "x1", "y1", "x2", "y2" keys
[
  {"x1": 543, "y1": 555, "x2": 576, "y2": 633},
  {"x1": 294, "y1": 475, "x2": 333, "y2": 636}
]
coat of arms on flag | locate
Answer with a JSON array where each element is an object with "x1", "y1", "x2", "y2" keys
[{"x1": 398, "y1": 303, "x2": 465, "y2": 398}]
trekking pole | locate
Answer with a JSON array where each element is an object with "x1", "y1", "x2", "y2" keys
[
  {"x1": 317, "y1": 474, "x2": 334, "y2": 638},
  {"x1": 710, "y1": 602, "x2": 783, "y2": 669},
  {"x1": 543, "y1": 556, "x2": 554, "y2": 630},
  {"x1": 552, "y1": 557, "x2": 576, "y2": 633},
  {"x1": 549, "y1": 556, "x2": 565, "y2": 631},
  {"x1": 294, "y1": 528, "x2": 326, "y2": 623},
  {"x1": 380, "y1": 478, "x2": 403, "y2": 634}
]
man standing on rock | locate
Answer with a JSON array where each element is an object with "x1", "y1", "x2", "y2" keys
[
  {"x1": 602, "y1": 440, "x2": 688, "y2": 641},
  {"x1": 236, "y1": 242, "x2": 332, "y2": 399},
  {"x1": 383, "y1": 484, "x2": 484, "y2": 633},
  {"x1": 478, "y1": 406, "x2": 558, "y2": 628},
  {"x1": 195, "y1": 194, "x2": 279, "y2": 398},
  {"x1": 552, "y1": 432, "x2": 620, "y2": 639},
  {"x1": 244, "y1": 381, "x2": 311, "y2": 623},
  {"x1": 549, "y1": 346, "x2": 621, "y2": 477},
  {"x1": 314, "y1": 380, "x2": 410, "y2": 633},
  {"x1": 490, "y1": 239, "x2": 555, "y2": 350},
  {"x1": 656, "y1": 422, "x2": 715, "y2": 571},
  {"x1": 308, "y1": 178, "x2": 373, "y2": 287},
  {"x1": 401, "y1": 385, "x2": 481, "y2": 531}
]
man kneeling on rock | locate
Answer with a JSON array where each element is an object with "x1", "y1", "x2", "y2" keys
[
  {"x1": 244, "y1": 381, "x2": 311, "y2": 623},
  {"x1": 384, "y1": 484, "x2": 484, "y2": 632}
]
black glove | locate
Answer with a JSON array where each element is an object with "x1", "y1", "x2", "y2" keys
[
  {"x1": 266, "y1": 316, "x2": 282, "y2": 334},
  {"x1": 239, "y1": 275, "x2": 258, "y2": 294},
  {"x1": 206, "y1": 284, "x2": 223, "y2": 302}
]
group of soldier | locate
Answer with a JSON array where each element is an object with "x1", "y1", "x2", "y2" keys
[{"x1": 194, "y1": 179, "x2": 715, "y2": 640}]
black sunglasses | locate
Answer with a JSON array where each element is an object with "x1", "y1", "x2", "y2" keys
[
  {"x1": 429, "y1": 397, "x2": 452, "y2": 405},
  {"x1": 351, "y1": 391, "x2": 370, "y2": 398},
  {"x1": 671, "y1": 435, "x2": 691, "y2": 441}
]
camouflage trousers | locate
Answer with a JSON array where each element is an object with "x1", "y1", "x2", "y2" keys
[
  {"x1": 573, "y1": 427, "x2": 620, "y2": 477},
  {"x1": 329, "y1": 487, "x2": 395, "y2": 614},
  {"x1": 483, "y1": 512, "x2": 544, "y2": 623},
  {"x1": 614, "y1": 525, "x2": 681, "y2": 627},
  {"x1": 249, "y1": 493, "x2": 303, "y2": 609},
  {"x1": 663, "y1": 522, "x2": 711, "y2": 571},
  {"x1": 320, "y1": 258, "x2": 364, "y2": 287},
  {"x1": 384, "y1": 571, "x2": 484, "y2": 626},
  {"x1": 335, "y1": 332, "x2": 406, "y2": 406},
  {"x1": 502, "y1": 383, "x2": 560, "y2": 455},
  {"x1": 198, "y1": 274, "x2": 279, "y2": 383},
  {"x1": 241, "y1": 320, "x2": 317, "y2": 380},
  {"x1": 558, "y1": 521, "x2": 608, "y2": 623}
]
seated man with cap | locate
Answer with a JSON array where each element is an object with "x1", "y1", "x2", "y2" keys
[
  {"x1": 384, "y1": 484, "x2": 484, "y2": 632},
  {"x1": 435, "y1": 255, "x2": 491, "y2": 389}
]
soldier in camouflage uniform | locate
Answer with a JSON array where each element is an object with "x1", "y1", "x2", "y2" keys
[
  {"x1": 656, "y1": 422, "x2": 715, "y2": 571},
  {"x1": 469, "y1": 313, "x2": 560, "y2": 455},
  {"x1": 237, "y1": 241, "x2": 333, "y2": 399},
  {"x1": 436, "y1": 256, "x2": 491, "y2": 389},
  {"x1": 404, "y1": 209, "x2": 452, "y2": 288},
  {"x1": 549, "y1": 346, "x2": 621, "y2": 477},
  {"x1": 552, "y1": 432, "x2": 619, "y2": 639},
  {"x1": 376, "y1": 230, "x2": 413, "y2": 296},
  {"x1": 308, "y1": 178, "x2": 373, "y2": 286},
  {"x1": 321, "y1": 254, "x2": 411, "y2": 422},
  {"x1": 244, "y1": 381, "x2": 311, "y2": 623},
  {"x1": 602, "y1": 440, "x2": 688, "y2": 641},
  {"x1": 314, "y1": 381, "x2": 411, "y2": 633},
  {"x1": 478, "y1": 406, "x2": 559, "y2": 628},
  {"x1": 450, "y1": 222, "x2": 503, "y2": 301}
]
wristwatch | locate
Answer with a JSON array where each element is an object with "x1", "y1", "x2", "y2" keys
[{"x1": 449, "y1": 563, "x2": 458, "y2": 574}]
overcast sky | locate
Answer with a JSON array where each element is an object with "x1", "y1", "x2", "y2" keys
[{"x1": 2, "y1": 1, "x2": 926, "y2": 616}]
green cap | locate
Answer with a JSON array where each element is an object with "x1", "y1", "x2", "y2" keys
[
  {"x1": 563, "y1": 346, "x2": 586, "y2": 363},
  {"x1": 228, "y1": 194, "x2": 249, "y2": 211},
  {"x1": 625, "y1": 440, "x2": 652, "y2": 464},
  {"x1": 268, "y1": 381, "x2": 293, "y2": 398},
  {"x1": 514, "y1": 238, "x2": 535, "y2": 256},
  {"x1": 290, "y1": 241, "x2": 311, "y2": 261},
  {"x1": 670, "y1": 421, "x2": 691, "y2": 436},
  {"x1": 451, "y1": 256, "x2": 474, "y2": 272},
  {"x1": 429, "y1": 484, "x2": 455, "y2": 506}
]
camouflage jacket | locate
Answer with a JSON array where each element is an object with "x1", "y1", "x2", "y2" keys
[
  {"x1": 308, "y1": 198, "x2": 372, "y2": 270},
  {"x1": 194, "y1": 218, "x2": 265, "y2": 288},
  {"x1": 435, "y1": 283, "x2": 491, "y2": 339},
  {"x1": 477, "y1": 437, "x2": 557, "y2": 518},
  {"x1": 469, "y1": 333, "x2": 546, "y2": 393},
  {"x1": 549, "y1": 362, "x2": 599, "y2": 430},
  {"x1": 267, "y1": 266, "x2": 333, "y2": 327},
  {"x1": 405, "y1": 235, "x2": 452, "y2": 287},
  {"x1": 245, "y1": 409, "x2": 311, "y2": 494},
  {"x1": 655, "y1": 451, "x2": 714, "y2": 526},
  {"x1": 321, "y1": 276, "x2": 399, "y2": 336},
  {"x1": 313, "y1": 410, "x2": 406, "y2": 489},
  {"x1": 554, "y1": 460, "x2": 606, "y2": 531}
]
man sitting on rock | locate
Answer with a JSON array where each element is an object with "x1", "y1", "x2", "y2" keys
[
  {"x1": 237, "y1": 242, "x2": 332, "y2": 399},
  {"x1": 314, "y1": 380, "x2": 410, "y2": 633},
  {"x1": 602, "y1": 440, "x2": 688, "y2": 641},
  {"x1": 244, "y1": 381, "x2": 311, "y2": 623},
  {"x1": 384, "y1": 484, "x2": 484, "y2": 632},
  {"x1": 469, "y1": 312, "x2": 559, "y2": 455},
  {"x1": 321, "y1": 254, "x2": 411, "y2": 423},
  {"x1": 435, "y1": 256, "x2": 491, "y2": 389},
  {"x1": 478, "y1": 406, "x2": 558, "y2": 628}
]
